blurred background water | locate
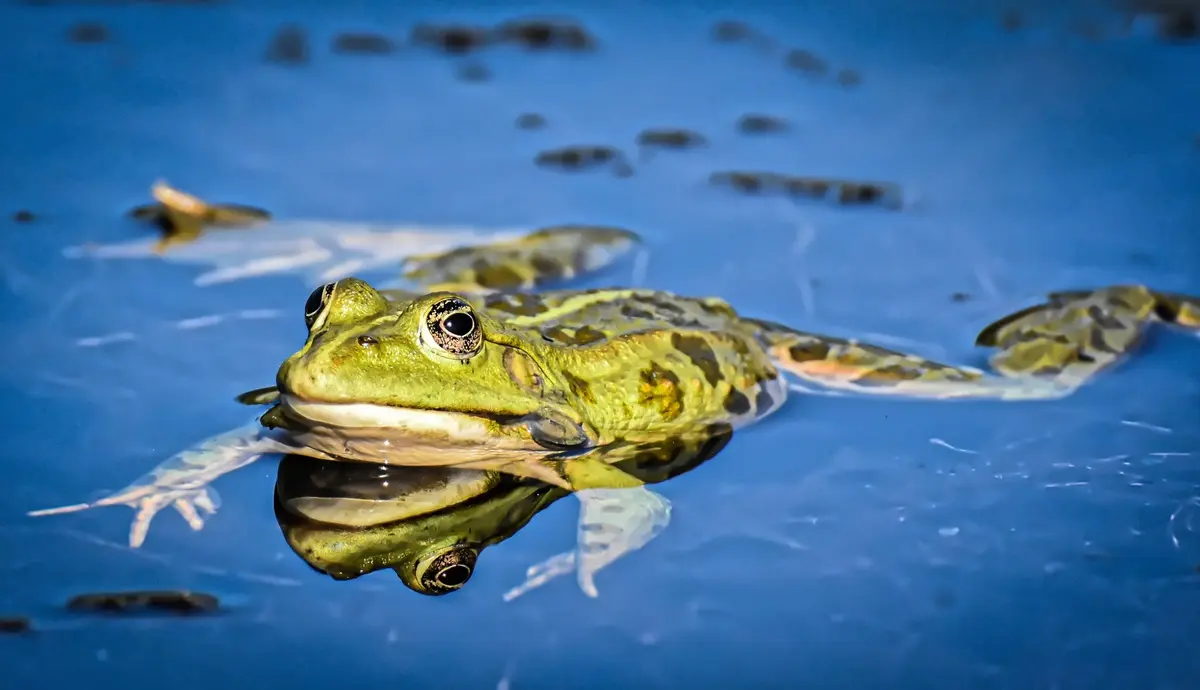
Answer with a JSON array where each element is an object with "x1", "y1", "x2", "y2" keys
[{"x1": 1, "y1": 0, "x2": 1198, "y2": 688}]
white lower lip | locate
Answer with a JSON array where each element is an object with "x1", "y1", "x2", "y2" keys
[{"x1": 281, "y1": 395, "x2": 500, "y2": 440}]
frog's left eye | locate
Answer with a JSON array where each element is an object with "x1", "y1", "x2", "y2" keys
[
  {"x1": 412, "y1": 546, "x2": 477, "y2": 595},
  {"x1": 424, "y1": 297, "x2": 483, "y2": 358},
  {"x1": 304, "y1": 283, "x2": 336, "y2": 330}
]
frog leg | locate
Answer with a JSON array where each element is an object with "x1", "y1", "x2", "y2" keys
[
  {"x1": 27, "y1": 422, "x2": 299, "y2": 548},
  {"x1": 399, "y1": 225, "x2": 642, "y2": 293},
  {"x1": 503, "y1": 457, "x2": 672, "y2": 600},
  {"x1": 744, "y1": 318, "x2": 1072, "y2": 401},
  {"x1": 976, "y1": 285, "x2": 1161, "y2": 391}
]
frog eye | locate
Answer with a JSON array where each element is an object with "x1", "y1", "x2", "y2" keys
[
  {"x1": 413, "y1": 546, "x2": 477, "y2": 595},
  {"x1": 304, "y1": 283, "x2": 336, "y2": 330},
  {"x1": 424, "y1": 297, "x2": 483, "y2": 358}
]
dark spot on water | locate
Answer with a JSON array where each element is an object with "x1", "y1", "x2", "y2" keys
[
  {"x1": 837, "y1": 182, "x2": 892, "y2": 206},
  {"x1": 12, "y1": 210, "x2": 35, "y2": 223},
  {"x1": 710, "y1": 171, "x2": 786, "y2": 194},
  {"x1": 737, "y1": 114, "x2": 789, "y2": 134},
  {"x1": 67, "y1": 591, "x2": 219, "y2": 614},
  {"x1": 516, "y1": 113, "x2": 546, "y2": 129},
  {"x1": 536, "y1": 145, "x2": 630, "y2": 177},
  {"x1": 457, "y1": 63, "x2": 491, "y2": 82},
  {"x1": 636, "y1": 128, "x2": 707, "y2": 150},
  {"x1": 68, "y1": 22, "x2": 108, "y2": 44},
  {"x1": 785, "y1": 48, "x2": 828, "y2": 76},
  {"x1": 785, "y1": 177, "x2": 833, "y2": 199},
  {"x1": 0, "y1": 617, "x2": 31, "y2": 634},
  {"x1": 266, "y1": 25, "x2": 309, "y2": 64},
  {"x1": 1001, "y1": 10, "x2": 1025, "y2": 31},
  {"x1": 1154, "y1": 8, "x2": 1199, "y2": 41},
  {"x1": 332, "y1": 32, "x2": 396, "y2": 55},
  {"x1": 497, "y1": 18, "x2": 596, "y2": 50},
  {"x1": 951, "y1": 292, "x2": 972, "y2": 303},
  {"x1": 712, "y1": 20, "x2": 753, "y2": 42},
  {"x1": 835, "y1": 68, "x2": 862, "y2": 87},
  {"x1": 670, "y1": 333, "x2": 722, "y2": 386},
  {"x1": 412, "y1": 24, "x2": 490, "y2": 53},
  {"x1": 723, "y1": 388, "x2": 752, "y2": 415},
  {"x1": 933, "y1": 588, "x2": 957, "y2": 609}
]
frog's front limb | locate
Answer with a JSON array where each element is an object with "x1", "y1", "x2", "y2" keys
[
  {"x1": 27, "y1": 422, "x2": 300, "y2": 548},
  {"x1": 745, "y1": 318, "x2": 1073, "y2": 401},
  {"x1": 503, "y1": 486, "x2": 672, "y2": 601}
]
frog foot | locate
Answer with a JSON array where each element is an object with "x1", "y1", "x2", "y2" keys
[
  {"x1": 28, "y1": 484, "x2": 221, "y2": 548},
  {"x1": 502, "y1": 487, "x2": 672, "y2": 601}
]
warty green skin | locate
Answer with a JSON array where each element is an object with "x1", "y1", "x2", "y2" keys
[{"x1": 271, "y1": 278, "x2": 786, "y2": 476}]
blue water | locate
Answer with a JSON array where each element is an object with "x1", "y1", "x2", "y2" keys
[{"x1": 2, "y1": 1, "x2": 1199, "y2": 688}]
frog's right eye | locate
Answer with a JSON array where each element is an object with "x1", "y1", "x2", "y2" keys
[{"x1": 304, "y1": 283, "x2": 336, "y2": 330}]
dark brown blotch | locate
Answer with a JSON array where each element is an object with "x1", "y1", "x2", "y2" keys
[
  {"x1": 670, "y1": 333, "x2": 723, "y2": 387},
  {"x1": 562, "y1": 370, "x2": 595, "y2": 403},
  {"x1": 529, "y1": 255, "x2": 566, "y2": 283},
  {"x1": 787, "y1": 339, "x2": 833, "y2": 362},
  {"x1": 67, "y1": 590, "x2": 219, "y2": 614},
  {"x1": 470, "y1": 258, "x2": 525, "y2": 289},
  {"x1": 332, "y1": 32, "x2": 396, "y2": 55},
  {"x1": 723, "y1": 388, "x2": 752, "y2": 415},
  {"x1": 951, "y1": 292, "x2": 972, "y2": 303},
  {"x1": 753, "y1": 387, "x2": 776, "y2": 416},
  {"x1": 266, "y1": 25, "x2": 309, "y2": 64},
  {"x1": 619, "y1": 303, "x2": 658, "y2": 321},
  {"x1": 483, "y1": 292, "x2": 549, "y2": 317}
]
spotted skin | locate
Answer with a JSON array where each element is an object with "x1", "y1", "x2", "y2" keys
[{"x1": 974, "y1": 285, "x2": 1197, "y2": 390}]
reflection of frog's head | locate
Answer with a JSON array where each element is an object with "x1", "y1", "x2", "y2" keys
[
  {"x1": 273, "y1": 455, "x2": 566, "y2": 596},
  {"x1": 272, "y1": 278, "x2": 595, "y2": 460}
]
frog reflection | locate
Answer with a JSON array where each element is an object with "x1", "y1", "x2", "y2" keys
[{"x1": 273, "y1": 425, "x2": 734, "y2": 598}]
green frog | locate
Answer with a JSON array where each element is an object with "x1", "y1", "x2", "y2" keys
[
  {"x1": 273, "y1": 421, "x2": 731, "y2": 599},
  {"x1": 30, "y1": 215, "x2": 1200, "y2": 597}
]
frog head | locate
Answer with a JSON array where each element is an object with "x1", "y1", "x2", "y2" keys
[{"x1": 274, "y1": 278, "x2": 597, "y2": 462}]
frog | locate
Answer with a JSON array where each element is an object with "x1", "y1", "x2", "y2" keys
[
  {"x1": 273, "y1": 420, "x2": 732, "y2": 599},
  {"x1": 33, "y1": 183, "x2": 1200, "y2": 597}
]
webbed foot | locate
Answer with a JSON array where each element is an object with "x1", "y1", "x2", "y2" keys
[
  {"x1": 29, "y1": 484, "x2": 221, "y2": 548},
  {"x1": 27, "y1": 423, "x2": 289, "y2": 547},
  {"x1": 503, "y1": 486, "x2": 671, "y2": 601}
]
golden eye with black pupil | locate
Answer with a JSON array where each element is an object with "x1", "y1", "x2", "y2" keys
[
  {"x1": 357, "y1": 335, "x2": 378, "y2": 347},
  {"x1": 424, "y1": 297, "x2": 483, "y2": 358},
  {"x1": 414, "y1": 547, "x2": 477, "y2": 595},
  {"x1": 304, "y1": 283, "x2": 336, "y2": 330}
]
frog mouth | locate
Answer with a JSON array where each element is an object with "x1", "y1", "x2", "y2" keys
[{"x1": 279, "y1": 394, "x2": 517, "y2": 444}]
